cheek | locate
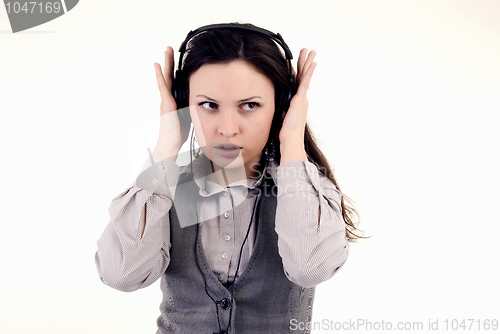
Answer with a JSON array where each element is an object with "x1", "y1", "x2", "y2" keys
[
  {"x1": 262, "y1": 108, "x2": 276, "y2": 132},
  {"x1": 253, "y1": 115, "x2": 274, "y2": 146},
  {"x1": 190, "y1": 108, "x2": 208, "y2": 146}
]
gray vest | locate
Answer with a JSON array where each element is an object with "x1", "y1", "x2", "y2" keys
[{"x1": 156, "y1": 171, "x2": 315, "y2": 334}]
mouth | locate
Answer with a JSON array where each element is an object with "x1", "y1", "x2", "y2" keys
[{"x1": 214, "y1": 143, "x2": 242, "y2": 151}]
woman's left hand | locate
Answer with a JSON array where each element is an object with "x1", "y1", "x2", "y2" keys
[{"x1": 279, "y1": 48, "x2": 317, "y2": 162}]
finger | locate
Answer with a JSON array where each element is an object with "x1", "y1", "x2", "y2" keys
[
  {"x1": 300, "y1": 50, "x2": 316, "y2": 81},
  {"x1": 164, "y1": 46, "x2": 175, "y2": 91},
  {"x1": 154, "y1": 62, "x2": 170, "y2": 101},
  {"x1": 297, "y1": 51, "x2": 316, "y2": 88},
  {"x1": 296, "y1": 61, "x2": 317, "y2": 95},
  {"x1": 297, "y1": 48, "x2": 307, "y2": 80}
]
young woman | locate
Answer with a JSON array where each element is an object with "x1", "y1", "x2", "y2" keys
[{"x1": 95, "y1": 23, "x2": 360, "y2": 334}]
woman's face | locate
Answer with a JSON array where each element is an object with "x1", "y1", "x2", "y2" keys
[{"x1": 189, "y1": 60, "x2": 275, "y2": 178}]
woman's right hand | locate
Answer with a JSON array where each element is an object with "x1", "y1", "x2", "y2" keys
[{"x1": 152, "y1": 46, "x2": 192, "y2": 161}]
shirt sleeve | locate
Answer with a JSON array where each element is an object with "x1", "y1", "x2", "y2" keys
[
  {"x1": 94, "y1": 155, "x2": 181, "y2": 292},
  {"x1": 274, "y1": 160, "x2": 349, "y2": 288}
]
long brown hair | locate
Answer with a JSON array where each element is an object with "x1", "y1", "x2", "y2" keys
[{"x1": 179, "y1": 23, "x2": 363, "y2": 241}]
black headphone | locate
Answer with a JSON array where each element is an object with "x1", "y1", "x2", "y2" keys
[{"x1": 172, "y1": 23, "x2": 295, "y2": 124}]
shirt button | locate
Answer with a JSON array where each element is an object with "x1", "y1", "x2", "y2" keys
[
  {"x1": 152, "y1": 178, "x2": 157, "y2": 184},
  {"x1": 222, "y1": 253, "x2": 228, "y2": 259},
  {"x1": 223, "y1": 191, "x2": 228, "y2": 196},
  {"x1": 224, "y1": 211, "x2": 229, "y2": 218},
  {"x1": 220, "y1": 298, "x2": 231, "y2": 310},
  {"x1": 225, "y1": 234, "x2": 231, "y2": 241},
  {"x1": 157, "y1": 165, "x2": 164, "y2": 170},
  {"x1": 218, "y1": 274, "x2": 224, "y2": 281}
]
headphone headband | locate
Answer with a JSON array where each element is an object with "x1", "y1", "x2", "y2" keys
[
  {"x1": 178, "y1": 23, "x2": 293, "y2": 61},
  {"x1": 176, "y1": 23, "x2": 294, "y2": 76}
]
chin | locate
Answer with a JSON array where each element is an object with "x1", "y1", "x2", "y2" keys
[{"x1": 216, "y1": 153, "x2": 245, "y2": 170}]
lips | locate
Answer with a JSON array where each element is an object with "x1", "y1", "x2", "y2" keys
[
  {"x1": 214, "y1": 143, "x2": 242, "y2": 159},
  {"x1": 215, "y1": 143, "x2": 242, "y2": 150}
]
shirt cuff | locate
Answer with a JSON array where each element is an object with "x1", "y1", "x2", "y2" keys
[{"x1": 134, "y1": 154, "x2": 180, "y2": 197}]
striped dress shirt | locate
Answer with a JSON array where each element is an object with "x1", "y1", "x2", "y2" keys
[{"x1": 95, "y1": 152, "x2": 349, "y2": 291}]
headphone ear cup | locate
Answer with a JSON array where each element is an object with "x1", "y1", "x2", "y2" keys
[
  {"x1": 279, "y1": 73, "x2": 295, "y2": 122},
  {"x1": 172, "y1": 71, "x2": 192, "y2": 124},
  {"x1": 181, "y1": 83, "x2": 189, "y2": 109},
  {"x1": 172, "y1": 70, "x2": 190, "y2": 109},
  {"x1": 172, "y1": 70, "x2": 181, "y2": 107},
  {"x1": 279, "y1": 91, "x2": 288, "y2": 122}
]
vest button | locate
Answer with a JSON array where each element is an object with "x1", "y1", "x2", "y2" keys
[{"x1": 220, "y1": 298, "x2": 231, "y2": 310}]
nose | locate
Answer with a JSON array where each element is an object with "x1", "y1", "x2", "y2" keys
[{"x1": 217, "y1": 109, "x2": 239, "y2": 137}]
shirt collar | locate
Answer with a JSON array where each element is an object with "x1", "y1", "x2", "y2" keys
[{"x1": 179, "y1": 152, "x2": 277, "y2": 197}]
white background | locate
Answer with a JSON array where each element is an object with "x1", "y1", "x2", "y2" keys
[{"x1": 1, "y1": 1, "x2": 499, "y2": 333}]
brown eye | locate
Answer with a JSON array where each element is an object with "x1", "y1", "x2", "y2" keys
[
  {"x1": 200, "y1": 102, "x2": 218, "y2": 110},
  {"x1": 242, "y1": 102, "x2": 260, "y2": 111}
]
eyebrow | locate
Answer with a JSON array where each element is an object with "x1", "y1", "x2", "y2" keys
[{"x1": 195, "y1": 94, "x2": 263, "y2": 103}]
